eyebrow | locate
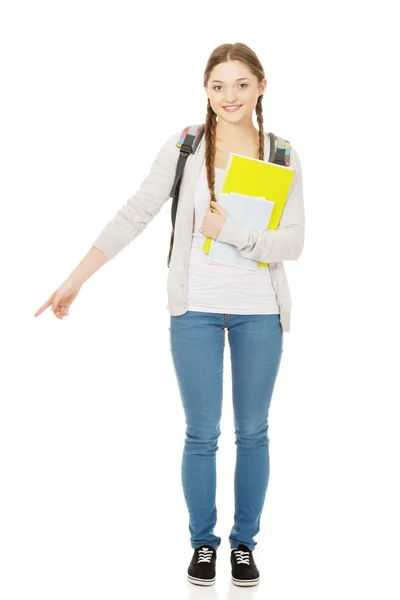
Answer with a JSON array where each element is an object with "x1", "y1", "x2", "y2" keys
[{"x1": 211, "y1": 77, "x2": 250, "y2": 83}]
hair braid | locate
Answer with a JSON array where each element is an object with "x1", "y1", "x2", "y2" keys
[
  {"x1": 204, "y1": 99, "x2": 218, "y2": 203},
  {"x1": 255, "y1": 96, "x2": 265, "y2": 161}
]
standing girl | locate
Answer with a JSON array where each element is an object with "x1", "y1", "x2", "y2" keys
[{"x1": 34, "y1": 42, "x2": 304, "y2": 588}]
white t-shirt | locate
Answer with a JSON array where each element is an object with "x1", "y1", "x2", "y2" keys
[{"x1": 186, "y1": 162, "x2": 280, "y2": 314}]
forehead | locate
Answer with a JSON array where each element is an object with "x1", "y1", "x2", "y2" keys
[{"x1": 210, "y1": 60, "x2": 253, "y2": 82}]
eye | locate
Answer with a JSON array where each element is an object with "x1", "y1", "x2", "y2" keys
[{"x1": 212, "y1": 83, "x2": 248, "y2": 91}]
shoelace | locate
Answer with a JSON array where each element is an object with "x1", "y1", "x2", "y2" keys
[
  {"x1": 197, "y1": 547, "x2": 213, "y2": 563},
  {"x1": 233, "y1": 549, "x2": 250, "y2": 565}
]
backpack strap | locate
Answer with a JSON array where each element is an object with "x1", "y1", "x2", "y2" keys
[
  {"x1": 169, "y1": 124, "x2": 205, "y2": 198},
  {"x1": 167, "y1": 124, "x2": 205, "y2": 267},
  {"x1": 267, "y1": 132, "x2": 291, "y2": 166}
]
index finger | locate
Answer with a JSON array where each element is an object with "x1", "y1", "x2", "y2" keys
[{"x1": 34, "y1": 296, "x2": 53, "y2": 317}]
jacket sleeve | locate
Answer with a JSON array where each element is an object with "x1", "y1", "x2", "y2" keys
[
  {"x1": 92, "y1": 129, "x2": 181, "y2": 260},
  {"x1": 215, "y1": 146, "x2": 305, "y2": 263}
]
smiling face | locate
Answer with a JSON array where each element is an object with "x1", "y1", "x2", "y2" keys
[{"x1": 205, "y1": 59, "x2": 266, "y2": 125}]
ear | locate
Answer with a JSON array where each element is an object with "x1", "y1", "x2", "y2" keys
[{"x1": 259, "y1": 77, "x2": 267, "y2": 96}]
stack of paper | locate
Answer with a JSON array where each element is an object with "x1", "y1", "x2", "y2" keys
[{"x1": 209, "y1": 193, "x2": 274, "y2": 270}]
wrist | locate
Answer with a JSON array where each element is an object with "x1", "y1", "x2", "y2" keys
[
  {"x1": 216, "y1": 214, "x2": 250, "y2": 249},
  {"x1": 67, "y1": 274, "x2": 83, "y2": 290}
]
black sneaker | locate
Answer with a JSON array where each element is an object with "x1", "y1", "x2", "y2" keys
[
  {"x1": 187, "y1": 545, "x2": 217, "y2": 586},
  {"x1": 231, "y1": 543, "x2": 260, "y2": 587}
]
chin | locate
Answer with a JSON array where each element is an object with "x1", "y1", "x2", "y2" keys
[{"x1": 220, "y1": 112, "x2": 243, "y2": 120}]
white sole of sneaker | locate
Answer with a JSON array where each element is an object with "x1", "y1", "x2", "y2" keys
[
  {"x1": 188, "y1": 574, "x2": 216, "y2": 586},
  {"x1": 232, "y1": 576, "x2": 260, "y2": 586}
]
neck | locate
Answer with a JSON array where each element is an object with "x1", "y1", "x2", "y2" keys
[{"x1": 215, "y1": 116, "x2": 259, "y2": 145}]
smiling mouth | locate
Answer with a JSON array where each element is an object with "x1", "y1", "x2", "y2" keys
[{"x1": 223, "y1": 105, "x2": 242, "y2": 111}]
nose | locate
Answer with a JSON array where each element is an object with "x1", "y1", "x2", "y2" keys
[{"x1": 224, "y1": 89, "x2": 238, "y2": 103}]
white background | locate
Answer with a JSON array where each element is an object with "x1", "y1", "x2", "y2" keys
[{"x1": 1, "y1": 1, "x2": 399, "y2": 598}]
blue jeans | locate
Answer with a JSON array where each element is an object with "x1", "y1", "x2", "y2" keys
[{"x1": 169, "y1": 311, "x2": 284, "y2": 552}]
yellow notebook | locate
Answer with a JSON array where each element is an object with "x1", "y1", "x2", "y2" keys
[{"x1": 203, "y1": 153, "x2": 295, "y2": 266}]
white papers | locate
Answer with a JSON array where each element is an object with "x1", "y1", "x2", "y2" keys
[{"x1": 209, "y1": 193, "x2": 274, "y2": 270}]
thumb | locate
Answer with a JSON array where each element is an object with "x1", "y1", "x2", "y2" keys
[{"x1": 52, "y1": 294, "x2": 61, "y2": 310}]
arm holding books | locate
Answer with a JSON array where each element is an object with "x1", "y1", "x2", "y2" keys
[{"x1": 216, "y1": 148, "x2": 305, "y2": 263}]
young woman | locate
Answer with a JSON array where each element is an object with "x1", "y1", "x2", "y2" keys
[{"x1": 34, "y1": 42, "x2": 305, "y2": 588}]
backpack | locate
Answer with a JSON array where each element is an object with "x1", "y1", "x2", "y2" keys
[{"x1": 167, "y1": 123, "x2": 291, "y2": 268}]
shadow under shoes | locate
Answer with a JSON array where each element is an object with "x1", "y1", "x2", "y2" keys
[
  {"x1": 187, "y1": 545, "x2": 217, "y2": 586},
  {"x1": 231, "y1": 543, "x2": 260, "y2": 587}
]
